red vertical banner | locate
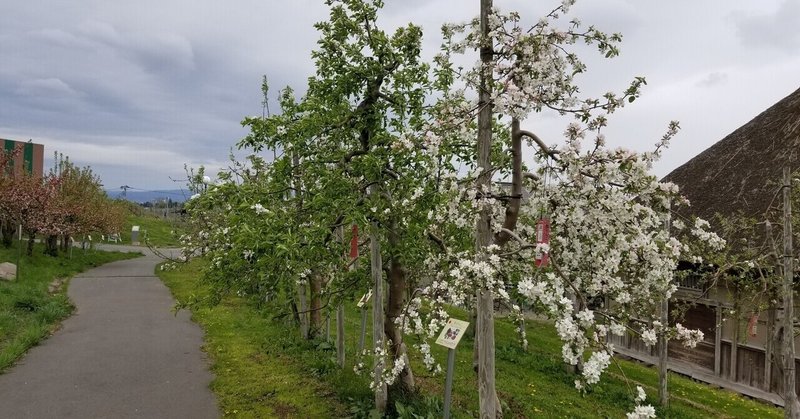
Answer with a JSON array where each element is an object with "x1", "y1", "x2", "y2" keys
[
  {"x1": 747, "y1": 313, "x2": 759, "y2": 337},
  {"x1": 534, "y1": 218, "x2": 550, "y2": 268},
  {"x1": 350, "y1": 224, "x2": 359, "y2": 260}
]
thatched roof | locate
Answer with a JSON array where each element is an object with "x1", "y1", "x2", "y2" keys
[{"x1": 663, "y1": 86, "x2": 800, "y2": 222}]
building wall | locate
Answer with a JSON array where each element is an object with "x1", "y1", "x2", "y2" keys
[{"x1": 2, "y1": 139, "x2": 44, "y2": 177}]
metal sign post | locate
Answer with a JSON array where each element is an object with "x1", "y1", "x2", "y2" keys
[
  {"x1": 357, "y1": 290, "x2": 372, "y2": 353},
  {"x1": 435, "y1": 318, "x2": 470, "y2": 419}
]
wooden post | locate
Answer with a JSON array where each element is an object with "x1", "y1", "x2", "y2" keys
[
  {"x1": 475, "y1": 0, "x2": 499, "y2": 417},
  {"x1": 298, "y1": 283, "x2": 309, "y2": 340},
  {"x1": 359, "y1": 308, "x2": 367, "y2": 352},
  {"x1": 16, "y1": 224, "x2": 22, "y2": 280},
  {"x1": 337, "y1": 305, "x2": 345, "y2": 366},
  {"x1": 658, "y1": 297, "x2": 669, "y2": 405},
  {"x1": 369, "y1": 187, "x2": 387, "y2": 413},
  {"x1": 658, "y1": 203, "x2": 671, "y2": 406},
  {"x1": 326, "y1": 315, "x2": 331, "y2": 342},
  {"x1": 781, "y1": 166, "x2": 797, "y2": 418},
  {"x1": 766, "y1": 307, "x2": 775, "y2": 392},
  {"x1": 292, "y1": 151, "x2": 309, "y2": 340},
  {"x1": 715, "y1": 304, "x2": 722, "y2": 377},
  {"x1": 336, "y1": 225, "x2": 348, "y2": 368},
  {"x1": 731, "y1": 315, "x2": 739, "y2": 381}
]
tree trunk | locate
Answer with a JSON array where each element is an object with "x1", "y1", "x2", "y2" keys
[
  {"x1": 0, "y1": 220, "x2": 13, "y2": 248},
  {"x1": 385, "y1": 254, "x2": 415, "y2": 392},
  {"x1": 26, "y1": 232, "x2": 35, "y2": 256},
  {"x1": 45, "y1": 235, "x2": 58, "y2": 257},
  {"x1": 369, "y1": 192, "x2": 388, "y2": 413},
  {"x1": 782, "y1": 166, "x2": 798, "y2": 418}
]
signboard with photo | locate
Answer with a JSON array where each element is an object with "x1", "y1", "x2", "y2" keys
[{"x1": 435, "y1": 318, "x2": 470, "y2": 349}]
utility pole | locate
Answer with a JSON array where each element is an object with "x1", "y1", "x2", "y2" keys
[{"x1": 782, "y1": 166, "x2": 797, "y2": 419}]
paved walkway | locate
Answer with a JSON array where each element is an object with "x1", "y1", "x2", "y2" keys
[{"x1": 0, "y1": 247, "x2": 218, "y2": 418}]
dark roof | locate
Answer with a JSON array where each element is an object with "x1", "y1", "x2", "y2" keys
[{"x1": 663, "y1": 87, "x2": 800, "y2": 221}]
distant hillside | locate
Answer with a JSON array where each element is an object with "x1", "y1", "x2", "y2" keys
[{"x1": 106, "y1": 189, "x2": 189, "y2": 203}]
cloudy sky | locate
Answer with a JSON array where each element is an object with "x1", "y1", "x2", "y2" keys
[{"x1": 1, "y1": 0, "x2": 798, "y2": 191}]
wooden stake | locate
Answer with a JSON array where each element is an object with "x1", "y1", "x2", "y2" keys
[
  {"x1": 781, "y1": 166, "x2": 797, "y2": 418},
  {"x1": 658, "y1": 202, "x2": 671, "y2": 406},
  {"x1": 475, "y1": 1, "x2": 499, "y2": 417},
  {"x1": 369, "y1": 186, "x2": 387, "y2": 413},
  {"x1": 336, "y1": 225, "x2": 347, "y2": 368}
]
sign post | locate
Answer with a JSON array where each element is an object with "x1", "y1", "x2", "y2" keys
[
  {"x1": 436, "y1": 317, "x2": 470, "y2": 419},
  {"x1": 357, "y1": 290, "x2": 372, "y2": 352}
]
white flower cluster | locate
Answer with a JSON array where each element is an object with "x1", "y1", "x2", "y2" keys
[
  {"x1": 354, "y1": 345, "x2": 410, "y2": 392},
  {"x1": 675, "y1": 323, "x2": 704, "y2": 348},
  {"x1": 251, "y1": 203, "x2": 269, "y2": 215}
]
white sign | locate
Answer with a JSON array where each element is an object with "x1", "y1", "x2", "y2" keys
[
  {"x1": 357, "y1": 290, "x2": 372, "y2": 308},
  {"x1": 435, "y1": 318, "x2": 470, "y2": 349},
  {"x1": 132, "y1": 226, "x2": 140, "y2": 232}
]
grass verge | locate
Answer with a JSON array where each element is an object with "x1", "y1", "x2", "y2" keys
[
  {"x1": 159, "y1": 258, "x2": 350, "y2": 418},
  {"x1": 121, "y1": 214, "x2": 185, "y2": 247},
  {"x1": 159, "y1": 259, "x2": 782, "y2": 418},
  {"x1": 0, "y1": 241, "x2": 140, "y2": 371}
]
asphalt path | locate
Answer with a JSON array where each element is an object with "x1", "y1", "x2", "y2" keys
[{"x1": 0, "y1": 247, "x2": 218, "y2": 418}]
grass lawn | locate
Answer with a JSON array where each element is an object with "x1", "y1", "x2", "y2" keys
[
  {"x1": 0, "y1": 240, "x2": 141, "y2": 372},
  {"x1": 160, "y1": 259, "x2": 782, "y2": 418},
  {"x1": 120, "y1": 213, "x2": 185, "y2": 247},
  {"x1": 160, "y1": 259, "x2": 349, "y2": 418}
]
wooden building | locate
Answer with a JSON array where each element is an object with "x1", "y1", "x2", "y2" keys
[
  {"x1": 612, "y1": 86, "x2": 800, "y2": 403},
  {"x1": 2, "y1": 138, "x2": 45, "y2": 177}
]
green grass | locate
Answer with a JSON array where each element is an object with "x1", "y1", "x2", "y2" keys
[
  {"x1": 120, "y1": 213, "x2": 185, "y2": 247},
  {"x1": 159, "y1": 260, "x2": 782, "y2": 418},
  {"x1": 0, "y1": 240, "x2": 140, "y2": 371},
  {"x1": 159, "y1": 259, "x2": 350, "y2": 418}
]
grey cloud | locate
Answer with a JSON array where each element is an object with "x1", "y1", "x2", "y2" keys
[
  {"x1": 733, "y1": 0, "x2": 800, "y2": 51},
  {"x1": 1, "y1": 0, "x2": 799, "y2": 189},
  {"x1": 16, "y1": 78, "x2": 83, "y2": 98},
  {"x1": 695, "y1": 72, "x2": 729, "y2": 88}
]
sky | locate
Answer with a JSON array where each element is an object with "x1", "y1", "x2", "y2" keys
[{"x1": 1, "y1": 0, "x2": 799, "y2": 191}]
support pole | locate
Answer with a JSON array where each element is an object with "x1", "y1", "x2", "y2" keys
[
  {"x1": 337, "y1": 305, "x2": 345, "y2": 367},
  {"x1": 766, "y1": 307, "x2": 775, "y2": 391},
  {"x1": 359, "y1": 307, "x2": 367, "y2": 353},
  {"x1": 781, "y1": 166, "x2": 797, "y2": 418},
  {"x1": 443, "y1": 348, "x2": 457, "y2": 419},
  {"x1": 715, "y1": 304, "x2": 722, "y2": 377},
  {"x1": 658, "y1": 202, "x2": 671, "y2": 406},
  {"x1": 298, "y1": 283, "x2": 308, "y2": 340},
  {"x1": 336, "y1": 226, "x2": 347, "y2": 368},
  {"x1": 658, "y1": 297, "x2": 669, "y2": 406},
  {"x1": 369, "y1": 186, "x2": 387, "y2": 413},
  {"x1": 16, "y1": 224, "x2": 22, "y2": 280}
]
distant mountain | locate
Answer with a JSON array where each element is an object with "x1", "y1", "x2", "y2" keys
[{"x1": 106, "y1": 189, "x2": 190, "y2": 203}]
